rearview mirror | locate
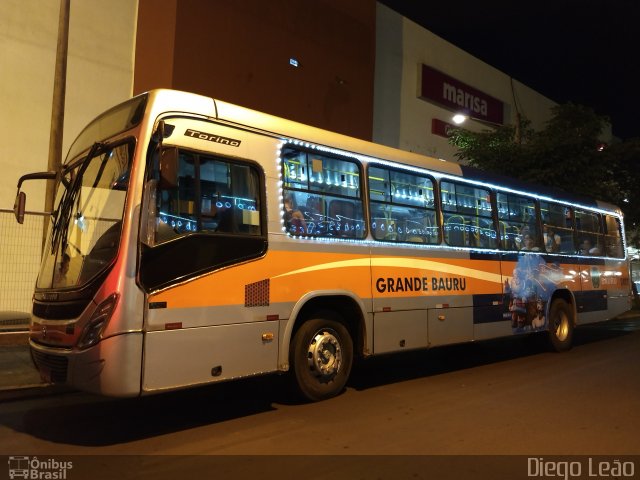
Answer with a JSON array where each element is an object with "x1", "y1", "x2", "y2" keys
[
  {"x1": 13, "y1": 170, "x2": 57, "y2": 224},
  {"x1": 159, "y1": 147, "x2": 179, "y2": 188},
  {"x1": 14, "y1": 191, "x2": 26, "y2": 224}
]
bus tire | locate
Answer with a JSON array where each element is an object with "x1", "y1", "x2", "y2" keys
[
  {"x1": 289, "y1": 315, "x2": 353, "y2": 402},
  {"x1": 547, "y1": 298, "x2": 574, "y2": 352}
]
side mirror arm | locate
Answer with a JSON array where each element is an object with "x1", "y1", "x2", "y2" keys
[{"x1": 14, "y1": 171, "x2": 57, "y2": 223}]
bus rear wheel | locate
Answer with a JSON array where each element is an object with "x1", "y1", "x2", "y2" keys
[
  {"x1": 290, "y1": 315, "x2": 353, "y2": 402},
  {"x1": 547, "y1": 298, "x2": 574, "y2": 352}
]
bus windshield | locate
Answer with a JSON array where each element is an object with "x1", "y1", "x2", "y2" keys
[{"x1": 37, "y1": 140, "x2": 134, "y2": 290}]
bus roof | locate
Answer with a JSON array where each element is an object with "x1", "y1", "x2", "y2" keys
[{"x1": 146, "y1": 89, "x2": 621, "y2": 215}]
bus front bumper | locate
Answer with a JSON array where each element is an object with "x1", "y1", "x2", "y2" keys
[{"x1": 29, "y1": 332, "x2": 143, "y2": 397}]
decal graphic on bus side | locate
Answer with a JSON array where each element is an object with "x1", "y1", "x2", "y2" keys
[
  {"x1": 375, "y1": 276, "x2": 467, "y2": 293},
  {"x1": 185, "y1": 128, "x2": 242, "y2": 147}
]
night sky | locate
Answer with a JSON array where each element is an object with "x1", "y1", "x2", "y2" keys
[{"x1": 380, "y1": 0, "x2": 640, "y2": 140}]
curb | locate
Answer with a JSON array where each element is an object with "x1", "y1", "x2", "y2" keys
[
  {"x1": 0, "y1": 331, "x2": 29, "y2": 346},
  {"x1": 0, "y1": 383, "x2": 73, "y2": 403},
  {"x1": 616, "y1": 310, "x2": 640, "y2": 320}
]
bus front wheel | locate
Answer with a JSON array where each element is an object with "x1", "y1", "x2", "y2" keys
[
  {"x1": 547, "y1": 298, "x2": 574, "y2": 352},
  {"x1": 290, "y1": 315, "x2": 353, "y2": 402}
]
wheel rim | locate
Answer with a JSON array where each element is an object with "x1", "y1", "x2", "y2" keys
[
  {"x1": 307, "y1": 329, "x2": 342, "y2": 379},
  {"x1": 553, "y1": 310, "x2": 570, "y2": 341}
]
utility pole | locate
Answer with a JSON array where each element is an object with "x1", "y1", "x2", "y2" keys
[
  {"x1": 510, "y1": 77, "x2": 521, "y2": 144},
  {"x1": 43, "y1": 0, "x2": 70, "y2": 247}
]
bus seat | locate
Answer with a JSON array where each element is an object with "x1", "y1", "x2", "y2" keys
[
  {"x1": 445, "y1": 215, "x2": 466, "y2": 247},
  {"x1": 329, "y1": 199, "x2": 356, "y2": 238}
]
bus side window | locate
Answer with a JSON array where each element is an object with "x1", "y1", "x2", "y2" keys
[
  {"x1": 369, "y1": 165, "x2": 439, "y2": 245},
  {"x1": 496, "y1": 192, "x2": 538, "y2": 251},
  {"x1": 604, "y1": 214, "x2": 624, "y2": 258},
  {"x1": 153, "y1": 149, "x2": 262, "y2": 242},
  {"x1": 575, "y1": 210, "x2": 603, "y2": 256},
  {"x1": 540, "y1": 202, "x2": 574, "y2": 254},
  {"x1": 441, "y1": 181, "x2": 496, "y2": 249},
  {"x1": 281, "y1": 146, "x2": 365, "y2": 239}
]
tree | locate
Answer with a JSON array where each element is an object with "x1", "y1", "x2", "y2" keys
[
  {"x1": 448, "y1": 103, "x2": 640, "y2": 247},
  {"x1": 605, "y1": 138, "x2": 640, "y2": 248}
]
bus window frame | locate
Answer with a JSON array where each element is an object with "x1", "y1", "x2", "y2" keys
[
  {"x1": 575, "y1": 209, "x2": 604, "y2": 256},
  {"x1": 367, "y1": 163, "x2": 441, "y2": 245},
  {"x1": 495, "y1": 191, "x2": 541, "y2": 252},
  {"x1": 280, "y1": 145, "x2": 367, "y2": 240},
  {"x1": 540, "y1": 200, "x2": 577, "y2": 255},
  {"x1": 439, "y1": 178, "x2": 498, "y2": 250},
  {"x1": 152, "y1": 147, "x2": 267, "y2": 241},
  {"x1": 603, "y1": 213, "x2": 625, "y2": 258},
  {"x1": 139, "y1": 146, "x2": 268, "y2": 292}
]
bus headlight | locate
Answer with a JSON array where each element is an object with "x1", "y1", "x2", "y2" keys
[{"x1": 77, "y1": 293, "x2": 119, "y2": 350}]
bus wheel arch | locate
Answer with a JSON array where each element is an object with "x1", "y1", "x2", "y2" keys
[
  {"x1": 284, "y1": 293, "x2": 366, "y2": 401},
  {"x1": 546, "y1": 290, "x2": 576, "y2": 352}
]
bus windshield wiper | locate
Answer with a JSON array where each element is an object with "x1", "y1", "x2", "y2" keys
[{"x1": 51, "y1": 141, "x2": 105, "y2": 254}]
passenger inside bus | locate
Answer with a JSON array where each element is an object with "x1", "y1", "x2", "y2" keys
[
  {"x1": 579, "y1": 237, "x2": 600, "y2": 256},
  {"x1": 520, "y1": 232, "x2": 540, "y2": 251},
  {"x1": 543, "y1": 225, "x2": 561, "y2": 253},
  {"x1": 284, "y1": 193, "x2": 307, "y2": 235}
]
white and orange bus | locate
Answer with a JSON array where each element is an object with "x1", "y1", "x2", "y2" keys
[{"x1": 14, "y1": 89, "x2": 633, "y2": 400}]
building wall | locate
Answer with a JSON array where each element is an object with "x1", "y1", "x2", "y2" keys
[
  {"x1": 134, "y1": 0, "x2": 376, "y2": 142},
  {"x1": 374, "y1": 3, "x2": 558, "y2": 160},
  {"x1": 0, "y1": 0, "x2": 137, "y2": 311},
  {"x1": 0, "y1": 0, "x2": 138, "y2": 211}
]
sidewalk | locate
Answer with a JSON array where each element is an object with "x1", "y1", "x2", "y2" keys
[
  {"x1": 0, "y1": 311, "x2": 70, "y2": 401},
  {"x1": 1, "y1": 308, "x2": 639, "y2": 402}
]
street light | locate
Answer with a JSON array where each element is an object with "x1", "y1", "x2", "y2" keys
[{"x1": 452, "y1": 114, "x2": 467, "y2": 125}]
